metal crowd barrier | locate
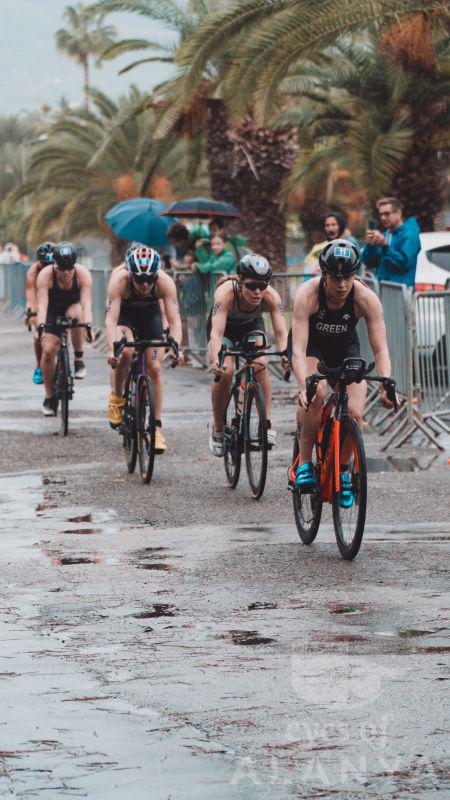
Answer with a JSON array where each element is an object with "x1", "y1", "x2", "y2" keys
[{"x1": 413, "y1": 291, "x2": 450, "y2": 438}]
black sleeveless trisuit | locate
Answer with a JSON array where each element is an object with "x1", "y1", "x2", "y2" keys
[
  {"x1": 45, "y1": 267, "x2": 81, "y2": 332},
  {"x1": 118, "y1": 277, "x2": 163, "y2": 339},
  {"x1": 288, "y1": 278, "x2": 360, "y2": 367}
]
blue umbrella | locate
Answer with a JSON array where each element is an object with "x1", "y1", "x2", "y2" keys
[{"x1": 105, "y1": 198, "x2": 177, "y2": 247}]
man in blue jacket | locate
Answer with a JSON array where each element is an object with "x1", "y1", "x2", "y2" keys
[{"x1": 362, "y1": 197, "x2": 421, "y2": 290}]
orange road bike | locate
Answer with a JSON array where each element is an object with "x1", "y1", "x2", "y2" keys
[{"x1": 289, "y1": 357, "x2": 398, "y2": 560}]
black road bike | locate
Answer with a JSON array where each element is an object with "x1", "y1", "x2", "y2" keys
[
  {"x1": 113, "y1": 336, "x2": 179, "y2": 484},
  {"x1": 42, "y1": 317, "x2": 91, "y2": 436},
  {"x1": 216, "y1": 334, "x2": 290, "y2": 500}
]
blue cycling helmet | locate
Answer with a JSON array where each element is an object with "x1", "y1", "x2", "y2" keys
[
  {"x1": 319, "y1": 238, "x2": 360, "y2": 277},
  {"x1": 126, "y1": 246, "x2": 160, "y2": 277},
  {"x1": 36, "y1": 241, "x2": 55, "y2": 264}
]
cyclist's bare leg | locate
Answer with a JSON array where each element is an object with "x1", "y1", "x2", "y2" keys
[
  {"x1": 341, "y1": 380, "x2": 367, "y2": 464},
  {"x1": 66, "y1": 303, "x2": 84, "y2": 354},
  {"x1": 211, "y1": 358, "x2": 233, "y2": 432},
  {"x1": 112, "y1": 325, "x2": 133, "y2": 396},
  {"x1": 297, "y1": 356, "x2": 326, "y2": 465},
  {"x1": 40, "y1": 333, "x2": 60, "y2": 399},
  {"x1": 33, "y1": 330, "x2": 42, "y2": 367},
  {"x1": 146, "y1": 347, "x2": 164, "y2": 420},
  {"x1": 254, "y1": 355, "x2": 272, "y2": 419}
]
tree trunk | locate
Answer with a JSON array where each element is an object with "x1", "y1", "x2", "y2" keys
[
  {"x1": 206, "y1": 100, "x2": 298, "y2": 271},
  {"x1": 390, "y1": 135, "x2": 446, "y2": 232},
  {"x1": 83, "y1": 57, "x2": 89, "y2": 111},
  {"x1": 109, "y1": 234, "x2": 127, "y2": 268}
]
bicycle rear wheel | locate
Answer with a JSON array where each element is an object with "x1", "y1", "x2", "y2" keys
[
  {"x1": 122, "y1": 374, "x2": 137, "y2": 474},
  {"x1": 332, "y1": 416, "x2": 367, "y2": 560},
  {"x1": 223, "y1": 386, "x2": 242, "y2": 488},
  {"x1": 244, "y1": 382, "x2": 268, "y2": 500},
  {"x1": 137, "y1": 376, "x2": 156, "y2": 484},
  {"x1": 292, "y1": 429, "x2": 322, "y2": 544}
]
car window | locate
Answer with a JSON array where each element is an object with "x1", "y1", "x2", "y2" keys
[{"x1": 425, "y1": 246, "x2": 450, "y2": 271}]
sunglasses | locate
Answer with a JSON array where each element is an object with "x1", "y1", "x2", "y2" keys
[
  {"x1": 243, "y1": 281, "x2": 269, "y2": 291},
  {"x1": 132, "y1": 273, "x2": 157, "y2": 285}
]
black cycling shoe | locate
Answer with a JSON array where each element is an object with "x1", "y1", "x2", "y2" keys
[{"x1": 42, "y1": 397, "x2": 55, "y2": 417}]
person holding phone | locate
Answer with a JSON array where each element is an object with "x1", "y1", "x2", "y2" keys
[{"x1": 362, "y1": 197, "x2": 420, "y2": 289}]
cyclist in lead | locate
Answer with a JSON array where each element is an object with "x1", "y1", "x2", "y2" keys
[
  {"x1": 207, "y1": 253, "x2": 289, "y2": 456},
  {"x1": 104, "y1": 246, "x2": 183, "y2": 453},
  {"x1": 25, "y1": 242, "x2": 55, "y2": 384},
  {"x1": 289, "y1": 239, "x2": 394, "y2": 505},
  {"x1": 36, "y1": 242, "x2": 93, "y2": 416}
]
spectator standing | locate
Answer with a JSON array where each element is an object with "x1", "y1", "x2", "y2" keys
[
  {"x1": 362, "y1": 197, "x2": 420, "y2": 289},
  {"x1": 195, "y1": 234, "x2": 236, "y2": 275},
  {"x1": 302, "y1": 212, "x2": 359, "y2": 279},
  {"x1": 208, "y1": 217, "x2": 249, "y2": 261},
  {"x1": 167, "y1": 222, "x2": 191, "y2": 266}
]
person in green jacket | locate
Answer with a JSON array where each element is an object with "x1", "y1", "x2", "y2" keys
[
  {"x1": 209, "y1": 217, "x2": 249, "y2": 261},
  {"x1": 195, "y1": 234, "x2": 236, "y2": 275}
]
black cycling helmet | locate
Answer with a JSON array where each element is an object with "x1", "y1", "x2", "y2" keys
[
  {"x1": 36, "y1": 241, "x2": 55, "y2": 264},
  {"x1": 237, "y1": 253, "x2": 272, "y2": 281},
  {"x1": 53, "y1": 241, "x2": 78, "y2": 269},
  {"x1": 319, "y1": 238, "x2": 360, "y2": 277}
]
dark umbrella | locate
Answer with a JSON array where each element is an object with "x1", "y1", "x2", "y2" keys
[
  {"x1": 160, "y1": 197, "x2": 240, "y2": 219},
  {"x1": 105, "y1": 198, "x2": 177, "y2": 247}
]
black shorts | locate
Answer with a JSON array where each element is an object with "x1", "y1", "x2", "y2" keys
[
  {"x1": 45, "y1": 304, "x2": 78, "y2": 335},
  {"x1": 206, "y1": 310, "x2": 266, "y2": 347},
  {"x1": 287, "y1": 328, "x2": 360, "y2": 368},
  {"x1": 117, "y1": 307, "x2": 163, "y2": 340}
]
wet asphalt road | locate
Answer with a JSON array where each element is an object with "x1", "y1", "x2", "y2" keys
[{"x1": 0, "y1": 310, "x2": 449, "y2": 799}]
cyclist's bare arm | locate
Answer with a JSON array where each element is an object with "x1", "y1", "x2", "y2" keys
[
  {"x1": 25, "y1": 263, "x2": 38, "y2": 312},
  {"x1": 208, "y1": 283, "x2": 233, "y2": 369},
  {"x1": 158, "y1": 272, "x2": 182, "y2": 347},
  {"x1": 291, "y1": 280, "x2": 320, "y2": 399},
  {"x1": 263, "y1": 287, "x2": 288, "y2": 354},
  {"x1": 355, "y1": 285, "x2": 394, "y2": 407},
  {"x1": 355, "y1": 284, "x2": 392, "y2": 377},
  {"x1": 36, "y1": 266, "x2": 53, "y2": 328},
  {"x1": 104, "y1": 274, "x2": 125, "y2": 357},
  {"x1": 76, "y1": 265, "x2": 93, "y2": 325}
]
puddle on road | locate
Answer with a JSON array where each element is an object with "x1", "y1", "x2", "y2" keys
[
  {"x1": 248, "y1": 602, "x2": 278, "y2": 611},
  {"x1": 132, "y1": 604, "x2": 177, "y2": 619},
  {"x1": 56, "y1": 556, "x2": 98, "y2": 566},
  {"x1": 138, "y1": 563, "x2": 177, "y2": 571},
  {"x1": 330, "y1": 605, "x2": 367, "y2": 616},
  {"x1": 218, "y1": 629, "x2": 275, "y2": 646},
  {"x1": 42, "y1": 477, "x2": 67, "y2": 486},
  {"x1": 67, "y1": 513, "x2": 92, "y2": 523},
  {"x1": 61, "y1": 528, "x2": 101, "y2": 535}
]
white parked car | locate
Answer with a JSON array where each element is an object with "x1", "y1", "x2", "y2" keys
[
  {"x1": 415, "y1": 232, "x2": 450, "y2": 386},
  {"x1": 415, "y1": 231, "x2": 450, "y2": 291}
]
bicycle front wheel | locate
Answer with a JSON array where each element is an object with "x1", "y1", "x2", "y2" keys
[
  {"x1": 122, "y1": 375, "x2": 137, "y2": 474},
  {"x1": 332, "y1": 416, "x2": 367, "y2": 560},
  {"x1": 58, "y1": 347, "x2": 70, "y2": 436},
  {"x1": 244, "y1": 383, "x2": 268, "y2": 500},
  {"x1": 292, "y1": 430, "x2": 322, "y2": 544},
  {"x1": 223, "y1": 387, "x2": 242, "y2": 488},
  {"x1": 137, "y1": 376, "x2": 156, "y2": 484}
]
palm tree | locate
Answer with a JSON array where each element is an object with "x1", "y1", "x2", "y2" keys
[
  {"x1": 177, "y1": 0, "x2": 449, "y2": 121},
  {"x1": 96, "y1": 0, "x2": 299, "y2": 269},
  {"x1": 276, "y1": 30, "x2": 450, "y2": 230},
  {"x1": 8, "y1": 87, "x2": 207, "y2": 262},
  {"x1": 55, "y1": 2, "x2": 117, "y2": 109}
]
